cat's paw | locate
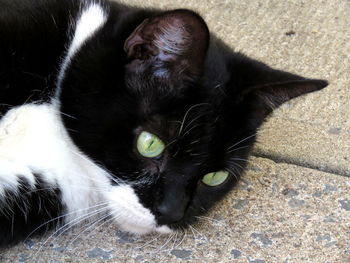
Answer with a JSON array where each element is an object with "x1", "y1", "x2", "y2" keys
[{"x1": 0, "y1": 157, "x2": 35, "y2": 196}]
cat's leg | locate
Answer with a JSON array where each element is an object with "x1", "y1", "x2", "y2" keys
[
  {"x1": 0, "y1": 103, "x2": 111, "y2": 247},
  {"x1": 0, "y1": 157, "x2": 64, "y2": 248}
]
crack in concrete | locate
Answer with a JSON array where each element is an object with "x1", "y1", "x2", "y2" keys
[{"x1": 252, "y1": 152, "x2": 350, "y2": 178}]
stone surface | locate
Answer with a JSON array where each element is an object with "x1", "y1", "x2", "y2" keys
[
  {"x1": 1, "y1": 157, "x2": 350, "y2": 262},
  {"x1": 254, "y1": 117, "x2": 350, "y2": 177}
]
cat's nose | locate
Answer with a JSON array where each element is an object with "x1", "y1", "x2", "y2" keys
[
  {"x1": 155, "y1": 178, "x2": 190, "y2": 225},
  {"x1": 156, "y1": 202, "x2": 185, "y2": 225}
]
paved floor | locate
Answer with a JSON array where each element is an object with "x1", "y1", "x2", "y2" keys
[{"x1": 1, "y1": 0, "x2": 349, "y2": 262}]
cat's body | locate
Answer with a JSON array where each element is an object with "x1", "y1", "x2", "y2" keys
[{"x1": 0, "y1": 0, "x2": 327, "y2": 248}]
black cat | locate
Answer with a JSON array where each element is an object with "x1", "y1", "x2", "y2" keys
[{"x1": 0, "y1": 0, "x2": 327, "y2": 247}]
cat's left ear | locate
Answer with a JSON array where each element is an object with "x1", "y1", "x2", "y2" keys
[{"x1": 124, "y1": 10, "x2": 209, "y2": 81}]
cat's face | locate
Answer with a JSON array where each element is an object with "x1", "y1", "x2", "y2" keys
[{"x1": 59, "y1": 8, "x2": 327, "y2": 234}]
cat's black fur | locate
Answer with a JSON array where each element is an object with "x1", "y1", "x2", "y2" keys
[{"x1": 0, "y1": 0, "x2": 327, "y2": 247}]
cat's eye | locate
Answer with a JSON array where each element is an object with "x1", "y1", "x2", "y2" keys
[
  {"x1": 137, "y1": 131, "x2": 165, "y2": 158},
  {"x1": 202, "y1": 171, "x2": 229, "y2": 186}
]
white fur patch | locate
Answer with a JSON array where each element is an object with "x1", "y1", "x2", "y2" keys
[
  {"x1": 0, "y1": 104, "x2": 110, "y2": 221},
  {"x1": 56, "y1": 2, "x2": 108, "y2": 96},
  {"x1": 68, "y1": 3, "x2": 107, "y2": 56},
  {"x1": 106, "y1": 184, "x2": 172, "y2": 234}
]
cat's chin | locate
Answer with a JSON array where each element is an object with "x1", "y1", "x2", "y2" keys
[{"x1": 106, "y1": 184, "x2": 173, "y2": 235}]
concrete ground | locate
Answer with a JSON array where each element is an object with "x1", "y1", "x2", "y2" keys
[{"x1": 1, "y1": 0, "x2": 349, "y2": 262}]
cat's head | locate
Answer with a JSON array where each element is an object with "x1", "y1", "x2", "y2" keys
[{"x1": 59, "y1": 6, "x2": 327, "y2": 234}]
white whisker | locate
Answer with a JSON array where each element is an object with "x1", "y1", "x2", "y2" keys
[
  {"x1": 167, "y1": 230, "x2": 178, "y2": 252},
  {"x1": 190, "y1": 225, "x2": 208, "y2": 241},
  {"x1": 24, "y1": 202, "x2": 110, "y2": 241},
  {"x1": 178, "y1": 103, "x2": 210, "y2": 136},
  {"x1": 227, "y1": 145, "x2": 250, "y2": 154},
  {"x1": 196, "y1": 216, "x2": 226, "y2": 227},
  {"x1": 33, "y1": 205, "x2": 109, "y2": 257},
  {"x1": 188, "y1": 225, "x2": 197, "y2": 239},
  {"x1": 182, "y1": 111, "x2": 209, "y2": 134},
  {"x1": 153, "y1": 232, "x2": 175, "y2": 253},
  {"x1": 225, "y1": 167, "x2": 239, "y2": 180},
  {"x1": 67, "y1": 212, "x2": 115, "y2": 246},
  {"x1": 175, "y1": 229, "x2": 187, "y2": 249},
  {"x1": 227, "y1": 133, "x2": 256, "y2": 151},
  {"x1": 181, "y1": 122, "x2": 208, "y2": 138}
]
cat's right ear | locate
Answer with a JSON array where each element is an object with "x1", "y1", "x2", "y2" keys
[{"x1": 124, "y1": 10, "x2": 209, "y2": 82}]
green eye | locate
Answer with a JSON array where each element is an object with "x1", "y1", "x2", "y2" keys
[
  {"x1": 202, "y1": 171, "x2": 229, "y2": 186},
  {"x1": 137, "y1": 131, "x2": 165, "y2": 158}
]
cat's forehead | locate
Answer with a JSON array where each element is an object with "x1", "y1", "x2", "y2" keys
[
  {"x1": 125, "y1": 71, "x2": 190, "y2": 99},
  {"x1": 125, "y1": 80, "x2": 200, "y2": 121},
  {"x1": 133, "y1": 113, "x2": 183, "y2": 139}
]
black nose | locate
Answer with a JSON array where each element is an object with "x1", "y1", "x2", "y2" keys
[
  {"x1": 156, "y1": 202, "x2": 185, "y2": 225},
  {"x1": 155, "y1": 179, "x2": 190, "y2": 225}
]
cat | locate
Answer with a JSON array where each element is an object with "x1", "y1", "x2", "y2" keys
[{"x1": 0, "y1": 0, "x2": 328, "y2": 248}]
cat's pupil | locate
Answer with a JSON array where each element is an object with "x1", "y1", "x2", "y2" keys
[{"x1": 148, "y1": 140, "x2": 155, "y2": 150}]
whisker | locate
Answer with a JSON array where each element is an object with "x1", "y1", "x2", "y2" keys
[
  {"x1": 182, "y1": 111, "x2": 210, "y2": 134},
  {"x1": 165, "y1": 139, "x2": 178, "y2": 149},
  {"x1": 169, "y1": 230, "x2": 179, "y2": 252},
  {"x1": 0, "y1": 103, "x2": 14, "y2": 107},
  {"x1": 230, "y1": 157, "x2": 249, "y2": 162},
  {"x1": 190, "y1": 225, "x2": 208, "y2": 241},
  {"x1": 135, "y1": 233, "x2": 162, "y2": 250},
  {"x1": 188, "y1": 225, "x2": 198, "y2": 240},
  {"x1": 67, "y1": 212, "x2": 115, "y2": 247},
  {"x1": 52, "y1": 108, "x2": 78, "y2": 120},
  {"x1": 24, "y1": 202, "x2": 110, "y2": 241},
  {"x1": 190, "y1": 139, "x2": 201, "y2": 145},
  {"x1": 153, "y1": 232, "x2": 175, "y2": 253},
  {"x1": 178, "y1": 103, "x2": 210, "y2": 136},
  {"x1": 175, "y1": 229, "x2": 187, "y2": 249},
  {"x1": 225, "y1": 167, "x2": 239, "y2": 181},
  {"x1": 33, "y1": 204, "x2": 109, "y2": 257},
  {"x1": 181, "y1": 122, "x2": 208, "y2": 138},
  {"x1": 23, "y1": 184, "x2": 110, "y2": 196},
  {"x1": 227, "y1": 145, "x2": 250, "y2": 154},
  {"x1": 227, "y1": 161, "x2": 245, "y2": 172},
  {"x1": 99, "y1": 214, "x2": 119, "y2": 235},
  {"x1": 227, "y1": 133, "x2": 256, "y2": 151},
  {"x1": 196, "y1": 216, "x2": 226, "y2": 227}
]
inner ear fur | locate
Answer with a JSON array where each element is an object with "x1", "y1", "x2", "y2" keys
[{"x1": 124, "y1": 9, "x2": 210, "y2": 79}]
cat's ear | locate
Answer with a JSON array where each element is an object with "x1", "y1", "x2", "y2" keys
[
  {"x1": 124, "y1": 10, "x2": 209, "y2": 81},
  {"x1": 241, "y1": 79, "x2": 328, "y2": 120},
  {"x1": 235, "y1": 61, "x2": 328, "y2": 122}
]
